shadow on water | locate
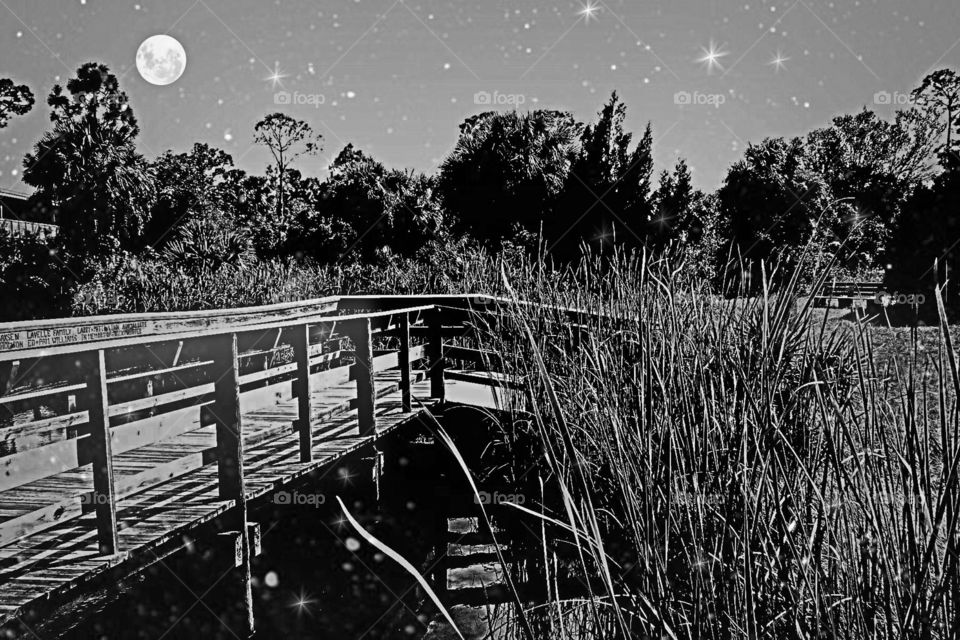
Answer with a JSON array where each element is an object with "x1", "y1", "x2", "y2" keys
[{"x1": 55, "y1": 408, "x2": 541, "y2": 640}]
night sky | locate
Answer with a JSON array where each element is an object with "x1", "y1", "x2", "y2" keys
[{"x1": 1, "y1": 0, "x2": 959, "y2": 192}]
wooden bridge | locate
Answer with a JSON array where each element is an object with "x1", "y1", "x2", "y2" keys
[{"x1": 0, "y1": 294, "x2": 535, "y2": 637}]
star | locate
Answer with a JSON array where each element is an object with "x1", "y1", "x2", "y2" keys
[
  {"x1": 696, "y1": 40, "x2": 729, "y2": 74},
  {"x1": 265, "y1": 62, "x2": 288, "y2": 88},
  {"x1": 289, "y1": 589, "x2": 317, "y2": 616},
  {"x1": 578, "y1": 1, "x2": 601, "y2": 23},
  {"x1": 768, "y1": 50, "x2": 790, "y2": 73}
]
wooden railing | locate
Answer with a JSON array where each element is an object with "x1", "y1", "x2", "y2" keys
[
  {"x1": 0, "y1": 295, "x2": 503, "y2": 555},
  {"x1": 0, "y1": 293, "x2": 616, "y2": 557}
]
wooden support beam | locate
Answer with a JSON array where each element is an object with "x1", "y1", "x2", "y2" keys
[
  {"x1": 399, "y1": 313, "x2": 412, "y2": 412},
  {"x1": 81, "y1": 349, "x2": 119, "y2": 556},
  {"x1": 431, "y1": 434, "x2": 449, "y2": 598},
  {"x1": 211, "y1": 333, "x2": 245, "y2": 502},
  {"x1": 209, "y1": 332, "x2": 254, "y2": 636},
  {"x1": 428, "y1": 310, "x2": 446, "y2": 400},
  {"x1": 353, "y1": 318, "x2": 376, "y2": 437},
  {"x1": 291, "y1": 323, "x2": 313, "y2": 462}
]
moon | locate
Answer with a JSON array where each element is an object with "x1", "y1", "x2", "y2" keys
[{"x1": 136, "y1": 35, "x2": 186, "y2": 86}]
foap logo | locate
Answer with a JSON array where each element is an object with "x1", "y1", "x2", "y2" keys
[
  {"x1": 873, "y1": 91, "x2": 916, "y2": 106},
  {"x1": 476, "y1": 491, "x2": 526, "y2": 505},
  {"x1": 674, "y1": 90, "x2": 726, "y2": 109},
  {"x1": 81, "y1": 492, "x2": 113, "y2": 505},
  {"x1": 274, "y1": 490, "x2": 327, "y2": 507},
  {"x1": 474, "y1": 90, "x2": 526, "y2": 107},
  {"x1": 274, "y1": 91, "x2": 326, "y2": 108},
  {"x1": 468, "y1": 295, "x2": 494, "y2": 307},
  {"x1": 874, "y1": 291, "x2": 926, "y2": 306}
]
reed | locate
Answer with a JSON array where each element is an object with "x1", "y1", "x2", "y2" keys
[{"x1": 455, "y1": 246, "x2": 960, "y2": 639}]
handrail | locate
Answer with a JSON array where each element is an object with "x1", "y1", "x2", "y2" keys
[{"x1": 0, "y1": 302, "x2": 434, "y2": 361}]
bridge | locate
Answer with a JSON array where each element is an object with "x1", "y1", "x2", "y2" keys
[{"x1": 0, "y1": 294, "x2": 552, "y2": 637}]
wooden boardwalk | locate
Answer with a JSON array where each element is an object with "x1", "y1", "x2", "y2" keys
[
  {"x1": 0, "y1": 375, "x2": 438, "y2": 624},
  {"x1": 0, "y1": 294, "x2": 529, "y2": 636}
]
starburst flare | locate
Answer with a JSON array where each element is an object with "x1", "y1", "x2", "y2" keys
[
  {"x1": 769, "y1": 50, "x2": 791, "y2": 73},
  {"x1": 578, "y1": 1, "x2": 601, "y2": 23},
  {"x1": 696, "y1": 40, "x2": 729, "y2": 74}
]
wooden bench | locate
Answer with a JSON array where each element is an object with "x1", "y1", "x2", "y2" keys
[{"x1": 812, "y1": 280, "x2": 884, "y2": 309}]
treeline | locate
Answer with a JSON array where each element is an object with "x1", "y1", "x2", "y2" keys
[{"x1": 1, "y1": 63, "x2": 959, "y2": 319}]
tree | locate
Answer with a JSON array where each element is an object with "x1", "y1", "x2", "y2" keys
[
  {"x1": 886, "y1": 168, "x2": 960, "y2": 304},
  {"x1": 802, "y1": 108, "x2": 940, "y2": 268},
  {"x1": 911, "y1": 68, "x2": 960, "y2": 166},
  {"x1": 0, "y1": 78, "x2": 34, "y2": 129},
  {"x1": 650, "y1": 158, "x2": 696, "y2": 248},
  {"x1": 619, "y1": 123, "x2": 656, "y2": 237},
  {"x1": 145, "y1": 143, "x2": 237, "y2": 248},
  {"x1": 718, "y1": 137, "x2": 844, "y2": 281},
  {"x1": 807, "y1": 108, "x2": 940, "y2": 190},
  {"x1": 292, "y1": 144, "x2": 445, "y2": 262},
  {"x1": 253, "y1": 113, "x2": 322, "y2": 224},
  {"x1": 22, "y1": 62, "x2": 155, "y2": 272},
  {"x1": 438, "y1": 110, "x2": 582, "y2": 245},
  {"x1": 556, "y1": 93, "x2": 655, "y2": 254}
]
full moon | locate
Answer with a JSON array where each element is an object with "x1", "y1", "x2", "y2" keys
[{"x1": 136, "y1": 35, "x2": 186, "y2": 86}]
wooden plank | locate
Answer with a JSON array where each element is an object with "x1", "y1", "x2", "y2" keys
[{"x1": 0, "y1": 383, "x2": 87, "y2": 406}]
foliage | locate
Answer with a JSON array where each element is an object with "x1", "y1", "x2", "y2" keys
[
  {"x1": 911, "y1": 68, "x2": 960, "y2": 166},
  {"x1": 649, "y1": 157, "x2": 696, "y2": 249},
  {"x1": 0, "y1": 230, "x2": 70, "y2": 320},
  {"x1": 290, "y1": 144, "x2": 445, "y2": 262},
  {"x1": 6, "y1": 64, "x2": 960, "y2": 322},
  {"x1": 21, "y1": 62, "x2": 155, "y2": 272},
  {"x1": 718, "y1": 137, "x2": 851, "y2": 282},
  {"x1": 885, "y1": 166, "x2": 960, "y2": 304},
  {"x1": 0, "y1": 78, "x2": 34, "y2": 129},
  {"x1": 554, "y1": 92, "x2": 655, "y2": 255},
  {"x1": 144, "y1": 143, "x2": 240, "y2": 249},
  {"x1": 438, "y1": 109, "x2": 583, "y2": 245},
  {"x1": 161, "y1": 209, "x2": 254, "y2": 273}
]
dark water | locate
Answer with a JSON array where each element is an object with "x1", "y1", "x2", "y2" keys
[{"x1": 51, "y1": 412, "x2": 532, "y2": 640}]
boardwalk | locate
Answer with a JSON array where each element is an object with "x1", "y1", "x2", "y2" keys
[{"x1": 0, "y1": 295, "x2": 521, "y2": 636}]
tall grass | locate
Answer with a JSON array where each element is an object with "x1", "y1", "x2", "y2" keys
[{"x1": 460, "y1": 248, "x2": 960, "y2": 639}]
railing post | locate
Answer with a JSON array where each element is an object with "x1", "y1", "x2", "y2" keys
[
  {"x1": 82, "y1": 349, "x2": 118, "y2": 556},
  {"x1": 353, "y1": 318, "x2": 376, "y2": 437},
  {"x1": 399, "y1": 313, "x2": 412, "y2": 413},
  {"x1": 291, "y1": 323, "x2": 313, "y2": 462},
  {"x1": 212, "y1": 333, "x2": 245, "y2": 501},
  {"x1": 209, "y1": 332, "x2": 254, "y2": 636},
  {"x1": 429, "y1": 309, "x2": 446, "y2": 401}
]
